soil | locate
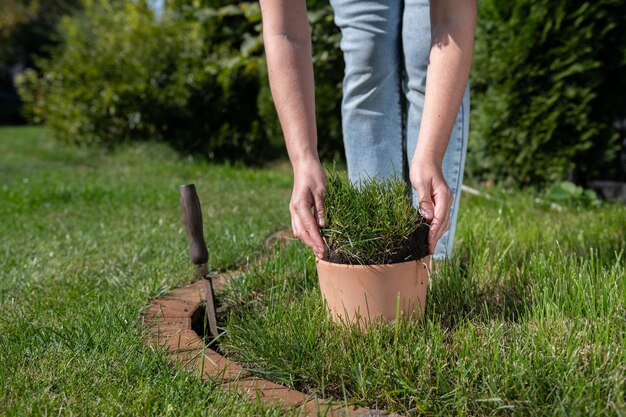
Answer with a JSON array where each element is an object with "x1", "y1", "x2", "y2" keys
[{"x1": 324, "y1": 222, "x2": 430, "y2": 265}]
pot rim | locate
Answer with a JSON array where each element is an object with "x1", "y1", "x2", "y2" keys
[{"x1": 315, "y1": 256, "x2": 430, "y2": 269}]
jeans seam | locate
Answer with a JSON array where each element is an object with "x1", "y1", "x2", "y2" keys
[{"x1": 445, "y1": 92, "x2": 466, "y2": 254}]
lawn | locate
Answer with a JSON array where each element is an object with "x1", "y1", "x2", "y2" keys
[
  {"x1": 0, "y1": 127, "x2": 293, "y2": 415},
  {"x1": 1, "y1": 126, "x2": 625, "y2": 416},
  {"x1": 219, "y1": 178, "x2": 626, "y2": 416}
]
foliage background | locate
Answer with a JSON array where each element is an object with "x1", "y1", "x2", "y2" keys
[
  {"x1": 10, "y1": 0, "x2": 626, "y2": 185},
  {"x1": 16, "y1": 1, "x2": 270, "y2": 162},
  {"x1": 468, "y1": 0, "x2": 626, "y2": 186},
  {"x1": 0, "y1": 0, "x2": 81, "y2": 124}
]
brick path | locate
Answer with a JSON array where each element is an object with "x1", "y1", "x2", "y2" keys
[{"x1": 139, "y1": 232, "x2": 392, "y2": 416}]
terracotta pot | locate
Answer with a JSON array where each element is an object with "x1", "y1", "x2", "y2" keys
[{"x1": 316, "y1": 257, "x2": 430, "y2": 328}]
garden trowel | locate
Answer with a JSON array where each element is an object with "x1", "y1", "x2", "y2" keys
[{"x1": 180, "y1": 184, "x2": 218, "y2": 338}]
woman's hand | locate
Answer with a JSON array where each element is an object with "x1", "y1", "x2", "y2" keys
[
  {"x1": 407, "y1": 0, "x2": 475, "y2": 255},
  {"x1": 409, "y1": 155, "x2": 453, "y2": 255},
  {"x1": 290, "y1": 159, "x2": 327, "y2": 258}
]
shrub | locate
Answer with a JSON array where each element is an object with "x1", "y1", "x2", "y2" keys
[
  {"x1": 16, "y1": 0, "x2": 269, "y2": 162},
  {"x1": 0, "y1": 0, "x2": 82, "y2": 125},
  {"x1": 321, "y1": 170, "x2": 428, "y2": 265},
  {"x1": 468, "y1": 0, "x2": 626, "y2": 186},
  {"x1": 16, "y1": 0, "x2": 625, "y2": 183},
  {"x1": 543, "y1": 181, "x2": 601, "y2": 208},
  {"x1": 16, "y1": 0, "x2": 343, "y2": 162}
]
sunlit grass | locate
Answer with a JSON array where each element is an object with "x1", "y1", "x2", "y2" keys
[
  {"x1": 221, "y1": 183, "x2": 626, "y2": 416},
  {"x1": 2, "y1": 126, "x2": 624, "y2": 416},
  {"x1": 0, "y1": 126, "x2": 291, "y2": 416}
]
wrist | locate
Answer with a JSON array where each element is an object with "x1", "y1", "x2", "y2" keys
[
  {"x1": 291, "y1": 153, "x2": 321, "y2": 172},
  {"x1": 412, "y1": 147, "x2": 444, "y2": 166}
]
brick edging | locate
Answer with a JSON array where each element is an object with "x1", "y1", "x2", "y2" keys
[{"x1": 138, "y1": 230, "x2": 383, "y2": 416}]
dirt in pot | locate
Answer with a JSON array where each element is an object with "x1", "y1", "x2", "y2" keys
[
  {"x1": 323, "y1": 221, "x2": 429, "y2": 265},
  {"x1": 320, "y1": 170, "x2": 432, "y2": 265}
]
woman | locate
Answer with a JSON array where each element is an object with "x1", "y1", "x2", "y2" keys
[{"x1": 260, "y1": 0, "x2": 476, "y2": 260}]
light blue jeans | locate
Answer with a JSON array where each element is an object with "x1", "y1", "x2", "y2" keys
[{"x1": 330, "y1": 0, "x2": 469, "y2": 259}]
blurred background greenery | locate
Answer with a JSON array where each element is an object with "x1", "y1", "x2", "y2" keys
[{"x1": 2, "y1": 0, "x2": 625, "y2": 189}]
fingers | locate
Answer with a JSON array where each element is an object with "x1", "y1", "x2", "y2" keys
[
  {"x1": 289, "y1": 160, "x2": 327, "y2": 258},
  {"x1": 413, "y1": 178, "x2": 435, "y2": 222},
  {"x1": 291, "y1": 215, "x2": 299, "y2": 242},
  {"x1": 313, "y1": 192, "x2": 326, "y2": 228},
  {"x1": 428, "y1": 191, "x2": 453, "y2": 255},
  {"x1": 428, "y1": 216, "x2": 450, "y2": 255},
  {"x1": 410, "y1": 159, "x2": 454, "y2": 255},
  {"x1": 418, "y1": 195, "x2": 435, "y2": 222},
  {"x1": 413, "y1": 179, "x2": 436, "y2": 254},
  {"x1": 291, "y1": 199, "x2": 325, "y2": 258}
]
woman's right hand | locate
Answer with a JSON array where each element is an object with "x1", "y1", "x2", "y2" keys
[{"x1": 290, "y1": 159, "x2": 327, "y2": 259}]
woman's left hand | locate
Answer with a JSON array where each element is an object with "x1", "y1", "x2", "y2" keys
[{"x1": 409, "y1": 155, "x2": 454, "y2": 255}]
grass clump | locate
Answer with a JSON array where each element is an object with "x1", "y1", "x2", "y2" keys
[
  {"x1": 221, "y1": 192, "x2": 626, "y2": 416},
  {"x1": 321, "y1": 170, "x2": 428, "y2": 265}
]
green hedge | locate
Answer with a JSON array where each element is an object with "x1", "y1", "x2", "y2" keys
[
  {"x1": 17, "y1": 0, "x2": 626, "y2": 185},
  {"x1": 16, "y1": 0, "x2": 342, "y2": 162},
  {"x1": 469, "y1": 0, "x2": 626, "y2": 186},
  {"x1": 17, "y1": 0, "x2": 269, "y2": 162}
]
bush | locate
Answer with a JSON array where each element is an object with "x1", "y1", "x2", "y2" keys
[
  {"x1": 543, "y1": 181, "x2": 601, "y2": 209},
  {"x1": 17, "y1": 0, "x2": 269, "y2": 162},
  {"x1": 17, "y1": 0, "x2": 625, "y2": 183},
  {"x1": 468, "y1": 0, "x2": 626, "y2": 186},
  {"x1": 0, "y1": 0, "x2": 83, "y2": 126},
  {"x1": 321, "y1": 170, "x2": 428, "y2": 265},
  {"x1": 16, "y1": 0, "x2": 343, "y2": 162}
]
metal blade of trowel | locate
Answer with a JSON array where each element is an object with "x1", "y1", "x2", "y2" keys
[{"x1": 180, "y1": 184, "x2": 218, "y2": 338}]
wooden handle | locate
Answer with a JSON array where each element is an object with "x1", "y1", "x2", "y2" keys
[{"x1": 180, "y1": 184, "x2": 209, "y2": 266}]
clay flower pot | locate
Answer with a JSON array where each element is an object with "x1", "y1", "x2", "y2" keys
[{"x1": 316, "y1": 257, "x2": 430, "y2": 328}]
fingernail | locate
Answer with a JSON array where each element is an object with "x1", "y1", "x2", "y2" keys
[{"x1": 419, "y1": 208, "x2": 432, "y2": 218}]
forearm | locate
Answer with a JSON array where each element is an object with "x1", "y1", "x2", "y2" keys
[
  {"x1": 261, "y1": 0, "x2": 318, "y2": 168},
  {"x1": 413, "y1": 0, "x2": 476, "y2": 163}
]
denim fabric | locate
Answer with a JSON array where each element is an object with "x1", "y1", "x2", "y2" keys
[{"x1": 330, "y1": 0, "x2": 469, "y2": 259}]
